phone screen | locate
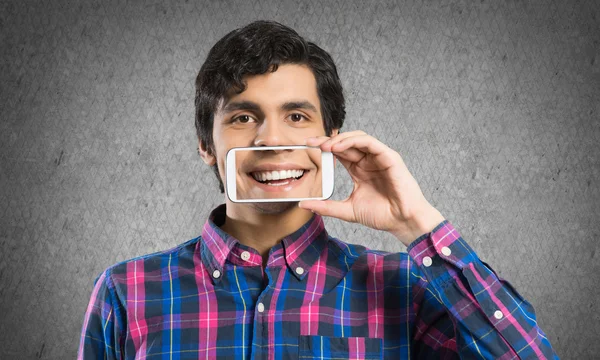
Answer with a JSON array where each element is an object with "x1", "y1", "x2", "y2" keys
[{"x1": 234, "y1": 147, "x2": 323, "y2": 200}]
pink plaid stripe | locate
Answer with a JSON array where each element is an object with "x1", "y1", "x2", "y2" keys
[
  {"x1": 366, "y1": 253, "x2": 384, "y2": 338},
  {"x1": 126, "y1": 260, "x2": 147, "y2": 355},
  {"x1": 300, "y1": 253, "x2": 327, "y2": 336},
  {"x1": 348, "y1": 337, "x2": 365, "y2": 360}
]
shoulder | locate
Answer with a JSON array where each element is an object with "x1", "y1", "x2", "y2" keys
[{"x1": 96, "y1": 236, "x2": 201, "y2": 289}]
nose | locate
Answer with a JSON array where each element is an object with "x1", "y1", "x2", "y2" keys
[{"x1": 253, "y1": 119, "x2": 292, "y2": 147}]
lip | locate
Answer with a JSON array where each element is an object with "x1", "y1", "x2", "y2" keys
[
  {"x1": 246, "y1": 170, "x2": 311, "y2": 193},
  {"x1": 247, "y1": 162, "x2": 310, "y2": 173}
]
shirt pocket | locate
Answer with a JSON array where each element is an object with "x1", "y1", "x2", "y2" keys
[{"x1": 298, "y1": 336, "x2": 382, "y2": 360}]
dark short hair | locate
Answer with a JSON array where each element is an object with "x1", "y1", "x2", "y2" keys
[{"x1": 195, "y1": 20, "x2": 346, "y2": 193}]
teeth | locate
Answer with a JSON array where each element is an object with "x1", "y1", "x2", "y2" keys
[{"x1": 252, "y1": 169, "x2": 305, "y2": 182}]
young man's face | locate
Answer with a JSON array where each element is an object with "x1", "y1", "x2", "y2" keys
[{"x1": 201, "y1": 64, "x2": 337, "y2": 213}]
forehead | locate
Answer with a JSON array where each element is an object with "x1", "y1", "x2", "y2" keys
[{"x1": 221, "y1": 64, "x2": 320, "y2": 111}]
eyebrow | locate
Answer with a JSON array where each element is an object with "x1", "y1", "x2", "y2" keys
[
  {"x1": 221, "y1": 100, "x2": 318, "y2": 114},
  {"x1": 280, "y1": 101, "x2": 318, "y2": 113},
  {"x1": 222, "y1": 101, "x2": 261, "y2": 113}
]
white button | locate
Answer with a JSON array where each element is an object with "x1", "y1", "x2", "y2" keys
[
  {"x1": 212, "y1": 269, "x2": 221, "y2": 279},
  {"x1": 441, "y1": 247, "x2": 452, "y2": 256},
  {"x1": 423, "y1": 256, "x2": 432, "y2": 267},
  {"x1": 241, "y1": 251, "x2": 250, "y2": 261},
  {"x1": 257, "y1": 302, "x2": 265, "y2": 313},
  {"x1": 295, "y1": 267, "x2": 305, "y2": 275},
  {"x1": 494, "y1": 310, "x2": 503, "y2": 319}
]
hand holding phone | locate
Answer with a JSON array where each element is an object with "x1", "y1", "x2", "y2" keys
[{"x1": 225, "y1": 145, "x2": 334, "y2": 202}]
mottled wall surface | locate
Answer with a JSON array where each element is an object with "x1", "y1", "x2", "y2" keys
[{"x1": 1, "y1": 0, "x2": 599, "y2": 358}]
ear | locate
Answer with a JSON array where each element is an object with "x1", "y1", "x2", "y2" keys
[{"x1": 198, "y1": 141, "x2": 216, "y2": 166}]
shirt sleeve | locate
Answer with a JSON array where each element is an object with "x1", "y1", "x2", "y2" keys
[
  {"x1": 406, "y1": 220, "x2": 559, "y2": 359},
  {"x1": 77, "y1": 270, "x2": 123, "y2": 359}
]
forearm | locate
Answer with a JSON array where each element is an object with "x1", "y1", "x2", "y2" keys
[{"x1": 407, "y1": 221, "x2": 558, "y2": 359}]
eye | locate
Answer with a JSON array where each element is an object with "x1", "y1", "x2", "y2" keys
[
  {"x1": 232, "y1": 115, "x2": 255, "y2": 124},
  {"x1": 289, "y1": 113, "x2": 307, "y2": 122}
]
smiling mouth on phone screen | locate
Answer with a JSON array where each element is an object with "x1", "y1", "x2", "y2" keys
[{"x1": 250, "y1": 170, "x2": 307, "y2": 186}]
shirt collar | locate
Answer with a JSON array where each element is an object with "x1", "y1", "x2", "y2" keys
[{"x1": 199, "y1": 204, "x2": 328, "y2": 283}]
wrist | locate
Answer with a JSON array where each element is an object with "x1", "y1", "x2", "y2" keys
[{"x1": 392, "y1": 204, "x2": 445, "y2": 246}]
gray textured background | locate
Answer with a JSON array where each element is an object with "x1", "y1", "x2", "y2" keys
[{"x1": 1, "y1": 0, "x2": 599, "y2": 359}]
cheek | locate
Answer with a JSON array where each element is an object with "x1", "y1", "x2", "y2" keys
[{"x1": 217, "y1": 157, "x2": 227, "y2": 180}]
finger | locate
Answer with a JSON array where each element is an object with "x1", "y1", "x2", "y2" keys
[
  {"x1": 319, "y1": 131, "x2": 367, "y2": 151},
  {"x1": 331, "y1": 134, "x2": 391, "y2": 157},
  {"x1": 332, "y1": 135, "x2": 403, "y2": 170},
  {"x1": 335, "y1": 156, "x2": 355, "y2": 175},
  {"x1": 332, "y1": 147, "x2": 365, "y2": 163},
  {"x1": 298, "y1": 199, "x2": 355, "y2": 222},
  {"x1": 305, "y1": 136, "x2": 364, "y2": 170},
  {"x1": 306, "y1": 131, "x2": 367, "y2": 150},
  {"x1": 304, "y1": 135, "x2": 330, "y2": 146}
]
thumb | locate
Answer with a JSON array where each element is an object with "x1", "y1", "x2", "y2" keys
[{"x1": 298, "y1": 199, "x2": 355, "y2": 223}]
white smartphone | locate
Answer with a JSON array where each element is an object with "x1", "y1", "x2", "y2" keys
[{"x1": 225, "y1": 145, "x2": 334, "y2": 203}]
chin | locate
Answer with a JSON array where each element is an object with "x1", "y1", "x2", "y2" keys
[{"x1": 250, "y1": 201, "x2": 299, "y2": 215}]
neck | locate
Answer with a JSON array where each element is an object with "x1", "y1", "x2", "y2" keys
[{"x1": 220, "y1": 201, "x2": 314, "y2": 262}]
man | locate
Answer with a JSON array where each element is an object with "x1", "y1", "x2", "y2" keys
[{"x1": 79, "y1": 21, "x2": 557, "y2": 359}]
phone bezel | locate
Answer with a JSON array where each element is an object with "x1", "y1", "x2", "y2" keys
[{"x1": 225, "y1": 145, "x2": 334, "y2": 202}]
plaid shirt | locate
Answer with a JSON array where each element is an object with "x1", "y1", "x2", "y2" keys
[{"x1": 79, "y1": 204, "x2": 557, "y2": 359}]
